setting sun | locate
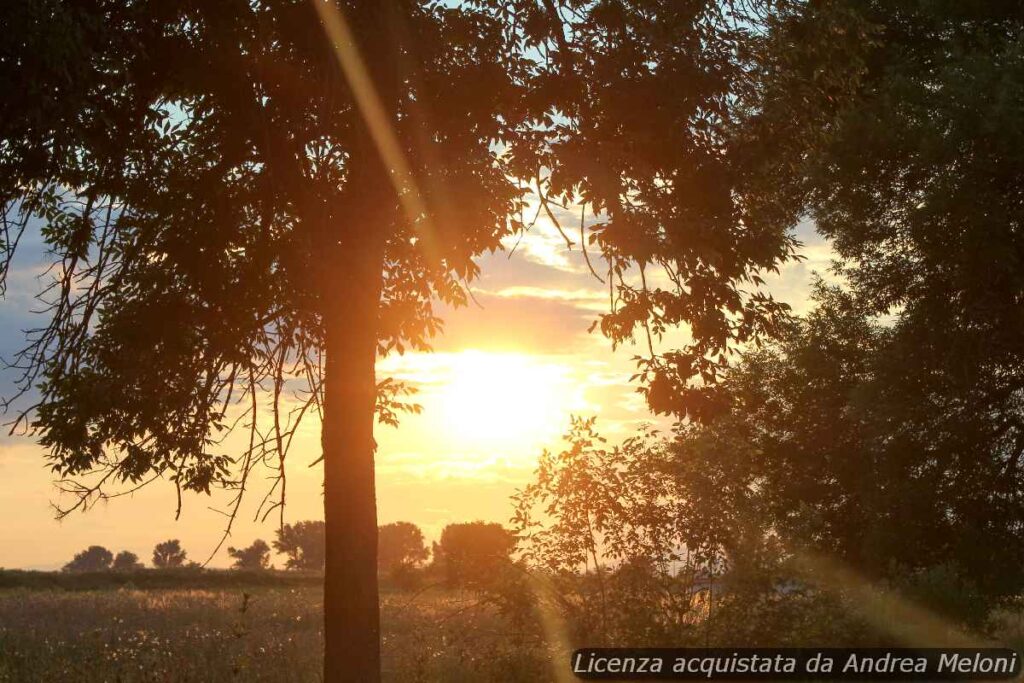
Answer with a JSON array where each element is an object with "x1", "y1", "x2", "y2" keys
[{"x1": 436, "y1": 351, "x2": 579, "y2": 452}]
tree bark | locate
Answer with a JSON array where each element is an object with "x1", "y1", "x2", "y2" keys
[
  {"x1": 320, "y1": 3, "x2": 398, "y2": 680},
  {"x1": 321, "y1": 143, "x2": 390, "y2": 680},
  {"x1": 322, "y1": 218, "x2": 385, "y2": 682}
]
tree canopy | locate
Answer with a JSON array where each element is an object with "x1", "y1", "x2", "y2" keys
[
  {"x1": 378, "y1": 521, "x2": 428, "y2": 575},
  {"x1": 62, "y1": 545, "x2": 114, "y2": 573},
  {"x1": 433, "y1": 521, "x2": 515, "y2": 587},
  {"x1": 228, "y1": 539, "x2": 272, "y2": 571},
  {"x1": 1, "y1": 1, "x2": 805, "y2": 679},
  {"x1": 0, "y1": 0, "x2": 797, "y2": 517},
  {"x1": 112, "y1": 550, "x2": 144, "y2": 571},
  {"x1": 273, "y1": 520, "x2": 325, "y2": 571},
  {"x1": 152, "y1": 539, "x2": 188, "y2": 569}
]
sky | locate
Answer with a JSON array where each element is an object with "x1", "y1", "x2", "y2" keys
[{"x1": 0, "y1": 210, "x2": 833, "y2": 569}]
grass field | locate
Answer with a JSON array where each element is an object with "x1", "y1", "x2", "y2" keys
[
  {"x1": 6, "y1": 572, "x2": 1024, "y2": 682},
  {"x1": 0, "y1": 580, "x2": 552, "y2": 682}
]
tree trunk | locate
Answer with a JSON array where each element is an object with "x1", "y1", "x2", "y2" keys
[
  {"x1": 321, "y1": 151, "x2": 389, "y2": 678},
  {"x1": 320, "y1": 3, "x2": 397, "y2": 680},
  {"x1": 322, "y1": 228, "x2": 385, "y2": 682}
]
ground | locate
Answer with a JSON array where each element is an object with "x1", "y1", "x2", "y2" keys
[
  {"x1": 4, "y1": 574, "x2": 1024, "y2": 682},
  {"x1": 0, "y1": 580, "x2": 552, "y2": 682}
]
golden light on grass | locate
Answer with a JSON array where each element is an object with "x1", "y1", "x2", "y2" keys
[{"x1": 790, "y1": 548, "x2": 988, "y2": 648}]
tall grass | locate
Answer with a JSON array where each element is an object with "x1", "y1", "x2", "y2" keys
[{"x1": 0, "y1": 586, "x2": 551, "y2": 682}]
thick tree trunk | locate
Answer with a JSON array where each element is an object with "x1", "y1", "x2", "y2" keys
[
  {"x1": 319, "y1": 4, "x2": 398, "y2": 680},
  {"x1": 321, "y1": 156, "x2": 388, "y2": 679},
  {"x1": 322, "y1": 235, "x2": 384, "y2": 682}
]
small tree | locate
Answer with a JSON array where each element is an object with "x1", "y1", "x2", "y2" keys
[
  {"x1": 433, "y1": 522, "x2": 514, "y2": 588},
  {"x1": 228, "y1": 539, "x2": 271, "y2": 571},
  {"x1": 152, "y1": 540, "x2": 187, "y2": 569},
  {"x1": 111, "y1": 550, "x2": 144, "y2": 571},
  {"x1": 273, "y1": 521, "x2": 325, "y2": 571},
  {"x1": 63, "y1": 546, "x2": 113, "y2": 573},
  {"x1": 378, "y1": 522, "x2": 429, "y2": 577}
]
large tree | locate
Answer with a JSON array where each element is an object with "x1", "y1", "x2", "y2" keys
[
  {"x1": 715, "y1": 0, "x2": 1024, "y2": 600},
  {"x1": 669, "y1": 286, "x2": 1024, "y2": 602},
  {"x1": 63, "y1": 545, "x2": 114, "y2": 573},
  {"x1": 0, "y1": 1, "x2": 794, "y2": 679},
  {"x1": 273, "y1": 519, "x2": 325, "y2": 570},
  {"x1": 377, "y1": 521, "x2": 428, "y2": 576},
  {"x1": 744, "y1": 0, "x2": 1024, "y2": 428},
  {"x1": 152, "y1": 539, "x2": 188, "y2": 569},
  {"x1": 228, "y1": 538, "x2": 272, "y2": 570}
]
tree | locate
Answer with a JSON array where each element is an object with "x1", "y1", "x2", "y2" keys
[
  {"x1": 62, "y1": 545, "x2": 113, "y2": 573},
  {"x1": 744, "y1": 0, "x2": 1024, "y2": 447},
  {"x1": 726, "y1": 0, "x2": 1024, "y2": 608},
  {"x1": 512, "y1": 418, "x2": 707, "y2": 645},
  {"x1": 378, "y1": 521, "x2": 428, "y2": 577},
  {"x1": 152, "y1": 540, "x2": 187, "y2": 569},
  {"x1": 0, "y1": 2, "x2": 796, "y2": 679},
  {"x1": 664, "y1": 285, "x2": 1024, "y2": 623},
  {"x1": 433, "y1": 521, "x2": 514, "y2": 587},
  {"x1": 228, "y1": 539, "x2": 271, "y2": 571},
  {"x1": 521, "y1": 286, "x2": 1024, "y2": 627},
  {"x1": 273, "y1": 520, "x2": 325, "y2": 571},
  {"x1": 112, "y1": 550, "x2": 144, "y2": 571}
]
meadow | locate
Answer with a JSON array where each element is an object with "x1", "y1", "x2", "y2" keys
[
  {"x1": 0, "y1": 578, "x2": 552, "y2": 682},
  {"x1": 6, "y1": 576, "x2": 1024, "y2": 683}
]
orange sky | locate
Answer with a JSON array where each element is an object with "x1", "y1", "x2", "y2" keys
[{"x1": 0, "y1": 211, "x2": 832, "y2": 569}]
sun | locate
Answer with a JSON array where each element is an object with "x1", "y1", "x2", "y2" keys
[{"x1": 436, "y1": 351, "x2": 576, "y2": 453}]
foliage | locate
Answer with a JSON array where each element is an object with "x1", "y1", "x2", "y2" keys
[
  {"x1": 739, "y1": 0, "x2": 1024, "y2": 594},
  {"x1": 432, "y1": 522, "x2": 514, "y2": 588},
  {"x1": 62, "y1": 546, "x2": 113, "y2": 573},
  {"x1": 499, "y1": 0, "x2": 799, "y2": 421},
  {"x1": 671, "y1": 284, "x2": 1024, "y2": 616},
  {"x1": 273, "y1": 521, "x2": 325, "y2": 571},
  {"x1": 112, "y1": 551, "x2": 144, "y2": 572},
  {"x1": 0, "y1": 4, "x2": 803, "y2": 675},
  {"x1": 510, "y1": 0, "x2": 1024, "y2": 640},
  {"x1": 378, "y1": 522, "x2": 428, "y2": 577},
  {"x1": 752, "y1": 1, "x2": 1024, "y2": 360},
  {"x1": 511, "y1": 420, "x2": 715, "y2": 645},
  {"x1": 227, "y1": 540, "x2": 271, "y2": 571},
  {"x1": 513, "y1": 417, "x2": 681, "y2": 571},
  {"x1": 152, "y1": 540, "x2": 188, "y2": 569},
  {"x1": 0, "y1": 0, "x2": 799, "y2": 518},
  {"x1": 513, "y1": 335, "x2": 1024, "y2": 642}
]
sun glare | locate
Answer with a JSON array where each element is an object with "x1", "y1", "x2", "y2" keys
[{"x1": 436, "y1": 351, "x2": 576, "y2": 453}]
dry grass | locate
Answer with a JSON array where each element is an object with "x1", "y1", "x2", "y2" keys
[{"x1": 0, "y1": 586, "x2": 551, "y2": 682}]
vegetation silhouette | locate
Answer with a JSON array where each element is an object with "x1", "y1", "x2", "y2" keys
[
  {"x1": 378, "y1": 521, "x2": 429, "y2": 582},
  {"x1": 433, "y1": 521, "x2": 516, "y2": 588},
  {"x1": 62, "y1": 546, "x2": 113, "y2": 573},
  {"x1": 6, "y1": 0, "x2": 1022, "y2": 679},
  {"x1": 273, "y1": 520, "x2": 326, "y2": 571},
  {"x1": 228, "y1": 539, "x2": 272, "y2": 571},
  {"x1": 152, "y1": 540, "x2": 188, "y2": 569},
  {"x1": 0, "y1": 2, "x2": 794, "y2": 679},
  {"x1": 111, "y1": 550, "x2": 144, "y2": 572},
  {"x1": 507, "y1": 0, "x2": 1024, "y2": 650}
]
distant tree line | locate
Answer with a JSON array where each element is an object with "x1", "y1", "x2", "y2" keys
[
  {"x1": 63, "y1": 538, "x2": 194, "y2": 572},
  {"x1": 60, "y1": 521, "x2": 515, "y2": 587}
]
